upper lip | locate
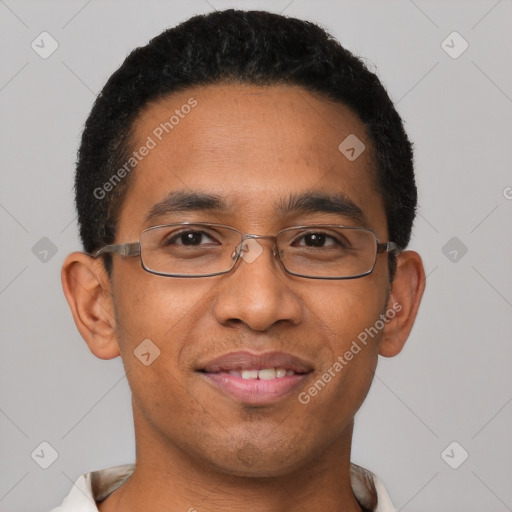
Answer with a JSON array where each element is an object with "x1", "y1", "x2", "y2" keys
[{"x1": 199, "y1": 351, "x2": 314, "y2": 373}]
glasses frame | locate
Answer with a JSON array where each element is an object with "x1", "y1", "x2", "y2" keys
[{"x1": 93, "y1": 222, "x2": 400, "y2": 280}]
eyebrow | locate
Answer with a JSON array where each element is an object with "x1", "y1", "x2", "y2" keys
[
  {"x1": 144, "y1": 190, "x2": 368, "y2": 226},
  {"x1": 277, "y1": 192, "x2": 368, "y2": 226},
  {"x1": 144, "y1": 191, "x2": 227, "y2": 223}
]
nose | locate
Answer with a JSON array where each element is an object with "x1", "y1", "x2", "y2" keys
[{"x1": 213, "y1": 236, "x2": 303, "y2": 331}]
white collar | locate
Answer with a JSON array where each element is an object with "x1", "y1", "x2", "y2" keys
[{"x1": 50, "y1": 462, "x2": 396, "y2": 512}]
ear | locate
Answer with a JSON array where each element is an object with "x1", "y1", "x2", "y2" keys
[
  {"x1": 379, "y1": 250, "x2": 425, "y2": 358},
  {"x1": 61, "y1": 252, "x2": 120, "y2": 360}
]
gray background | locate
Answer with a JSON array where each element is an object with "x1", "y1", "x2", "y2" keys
[{"x1": 1, "y1": 0, "x2": 511, "y2": 510}]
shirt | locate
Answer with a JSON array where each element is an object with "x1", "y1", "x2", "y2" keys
[{"x1": 50, "y1": 462, "x2": 396, "y2": 512}]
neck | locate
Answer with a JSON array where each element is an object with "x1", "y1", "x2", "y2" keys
[{"x1": 99, "y1": 407, "x2": 362, "y2": 512}]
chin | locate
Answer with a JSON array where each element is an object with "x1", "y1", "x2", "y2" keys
[
  {"x1": 192, "y1": 433, "x2": 310, "y2": 478},
  {"x1": 211, "y1": 456, "x2": 304, "y2": 479}
]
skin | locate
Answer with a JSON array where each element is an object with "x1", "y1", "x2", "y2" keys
[{"x1": 62, "y1": 83, "x2": 425, "y2": 512}]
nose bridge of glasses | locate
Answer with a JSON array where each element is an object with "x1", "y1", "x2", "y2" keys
[{"x1": 232, "y1": 233, "x2": 280, "y2": 260}]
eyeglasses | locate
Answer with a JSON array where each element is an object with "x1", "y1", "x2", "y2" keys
[{"x1": 93, "y1": 222, "x2": 400, "y2": 280}]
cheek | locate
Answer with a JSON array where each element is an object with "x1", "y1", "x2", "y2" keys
[
  {"x1": 298, "y1": 283, "x2": 386, "y2": 430},
  {"x1": 110, "y1": 267, "x2": 222, "y2": 396},
  {"x1": 109, "y1": 273, "x2": 196, "y2": 421},
  {"x1": 111, "y1": 266, "x2": 212, "y2": 346},
  {"x1": 294, "y1": 277, "x2": 387, "y2": 403},
  {"x1": 308, "y1": 275, "x2": 388, "y2": 353}
]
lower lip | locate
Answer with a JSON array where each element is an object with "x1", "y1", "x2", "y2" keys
[{"x1": 200, "y1": 372, "x2": 309, "y2": 405}]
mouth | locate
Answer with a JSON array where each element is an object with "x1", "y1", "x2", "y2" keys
[
  {"x1": 197, "y1": 351, "x2": 313, "y2": 405},
  {"x1": 222, "y1": 368, "x2": 297, "y2": 379}
]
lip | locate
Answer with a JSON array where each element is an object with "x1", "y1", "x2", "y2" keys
[
  {"x1": 197, "y1": 350, "x2": 313, "y2": 405},
  {"x1": 199, "y1": 350, "x2": 314, "y2": 373}
]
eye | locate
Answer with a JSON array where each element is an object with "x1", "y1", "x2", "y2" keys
[
  {"x1": 293, "y1": 231, "x2": 340, "y2": 248},
  {"x1": 164, "y1": 230, "x2": 219, "y2": 246}
]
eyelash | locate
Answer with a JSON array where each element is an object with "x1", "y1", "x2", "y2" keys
[{"x1": 163, "y1": 229, "x2": 346, "y2": 248}]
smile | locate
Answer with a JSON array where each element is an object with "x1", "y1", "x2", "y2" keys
[
  {"x1": 225, "y1": 368, "x2": 296, "y2": 379},
  {"x1": 198, "y1": 351, "x2": 313, "y2": 405}
]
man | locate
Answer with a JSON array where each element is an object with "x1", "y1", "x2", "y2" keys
[{"x1": 56, "y1": 8, "x2": 424, "y2": 512}]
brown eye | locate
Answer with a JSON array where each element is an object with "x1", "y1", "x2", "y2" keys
[
  {"x1": 293, "y1": 232, "x2": 340, "y2": 248},
  {"x1": 163, "y1": 230, "x2": 219, "y2": 246}
]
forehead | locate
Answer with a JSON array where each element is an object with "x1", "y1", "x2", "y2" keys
[{"x1": 117, "y1": 83, "x2": 386, "y2": 236}]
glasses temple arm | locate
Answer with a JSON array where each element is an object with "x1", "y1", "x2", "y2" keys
[
  {"x1": 94, "y1": 242, "x2": 141, "y2": 258},
  {"x1": 377, "y1": 241, "x2": 401, "y2": 254}
]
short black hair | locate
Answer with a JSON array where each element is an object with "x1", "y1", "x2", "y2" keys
[{"x1": 75, "y1": 9, "x2": 416, "y2": 279}]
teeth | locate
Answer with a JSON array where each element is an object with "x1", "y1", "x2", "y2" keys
[
  {"x1": 258, "y1": 368, "x2": 276, "y2": 380},
  {"x1": 241, "y1": 370, "x2": 259, "y2": 379},
  {"x1": 237, "y1": 368, "x2": 292, "y2": 380}
]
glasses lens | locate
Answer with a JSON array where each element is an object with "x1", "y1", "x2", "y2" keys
[
  {"x1": 139, "y1": 224, "x2": 378, "y2": 279},
  {"x1": 140, "y1": 224, "x2": 242, "y2": 276},
  {"x1": 278, "y1": 226, "x2": 377, "y2": 278}
]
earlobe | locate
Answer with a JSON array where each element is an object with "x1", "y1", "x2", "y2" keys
[
  {"x1": 379, "y1": 251, "x2": 426, "y2": 358},
  {"x1": 61, "y1": 252, "x2": 120, "y2": 360}
]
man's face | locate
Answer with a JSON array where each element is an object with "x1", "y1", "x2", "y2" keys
[{"x1": 110, "y1": 84, "x2": 391, "y2": 476}]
